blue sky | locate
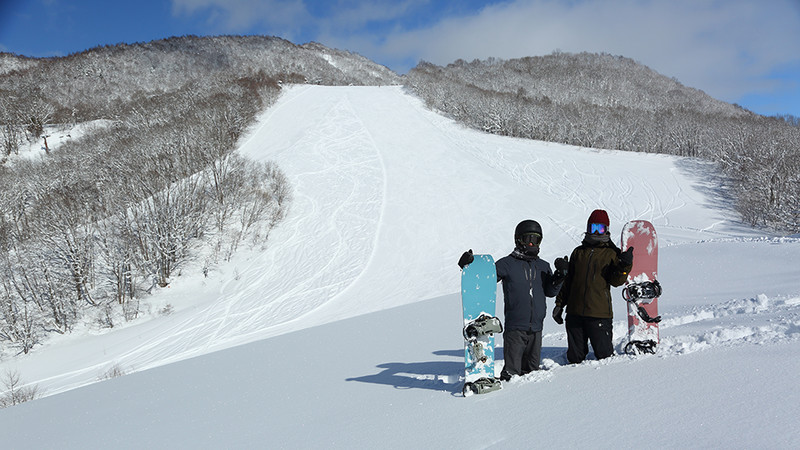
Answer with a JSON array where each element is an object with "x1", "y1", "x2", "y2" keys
[{"x1": 1, "y1": 0, "x2": 799, "y2": 117}]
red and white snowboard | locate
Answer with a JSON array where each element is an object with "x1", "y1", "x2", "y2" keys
[{"x1": 620, "y1": 220, "x2": 660, "y2": 354}]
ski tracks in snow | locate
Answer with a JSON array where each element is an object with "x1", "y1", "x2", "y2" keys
[
  {"x1": 105, "y1": 87, "x2": 388, "y2": 373},
  {"x1": 197, "y1": 90, "x2": 384, "y2": 337},
  {"x1": 428, "y1": 120, "x2": 733, "y2": 249}
]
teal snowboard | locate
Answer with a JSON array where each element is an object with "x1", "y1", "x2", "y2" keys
[{"x1": 460, "y1": 254, "x2": 502, "y2": 396}]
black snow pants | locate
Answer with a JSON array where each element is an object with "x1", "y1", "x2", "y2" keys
[
  {"x1": 500, "y1": 329, "x2": 542, "y2": 381},
  {"x1": 565, "y1": 314, "x2": 614, "y2": 363}
]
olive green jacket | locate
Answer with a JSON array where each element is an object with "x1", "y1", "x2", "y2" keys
[{"x1": 555, "y1": 237, "x2": 632, "y2": 319}]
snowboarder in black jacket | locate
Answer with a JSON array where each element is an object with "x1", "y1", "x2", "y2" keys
[
  {"x1": 459, "y1": 220, "x2": 567, "y2": 381},
  {"x1": 553, "y1": 209, "x2": 634, "y2": 363}
]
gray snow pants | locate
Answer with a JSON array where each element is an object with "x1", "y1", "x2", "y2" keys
[{"x1": 500, "y1": 329, "x2": 542, "y2": 381}]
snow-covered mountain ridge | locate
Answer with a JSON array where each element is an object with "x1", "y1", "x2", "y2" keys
[{"x1": 1, "y1": 86, "x2": 799, "y2": 448}]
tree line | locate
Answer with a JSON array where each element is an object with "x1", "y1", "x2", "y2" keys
[{"x1": 405, "y1": 53, "x2": 799, "y2": 233}]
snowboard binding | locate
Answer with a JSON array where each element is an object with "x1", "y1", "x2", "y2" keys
[
  {"x1": 463, "y1": 313, "x2": 503, "y2": 341},
  {"x1": 622, "y1": 280, "x2": 662, "y2": 302},
  {"x1": 635, "y1": 305, "x2": 662, "y2": 324},
  {"x1": 624, "y1": 339, "x2": 658, "y2": 356},
  {"x1": 622, "y1": 280, "x2": 662, "y2": 324},
  {"x1": 462, "y1": 377, "x2": 502, "y2": 396},
  {"x1": 469, "y1": 341, "x2": 488, "y2": 363}
]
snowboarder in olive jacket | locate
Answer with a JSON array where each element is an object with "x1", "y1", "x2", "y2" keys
[
  {"x1": 553, "y1": 210, "x2": 633, "y2": 363},
  {"x1": 459, "y1": 220, "x2": 567, "y2": 381}
]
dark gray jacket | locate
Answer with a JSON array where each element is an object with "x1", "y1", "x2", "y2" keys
[{"x1": 496, "y1": 252, "x2": 564, "y2": 332}]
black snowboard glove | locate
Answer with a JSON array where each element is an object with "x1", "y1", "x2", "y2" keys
[
  {"x1": 554, "y1": 256, "x2": 569, "y2": 277},
  {"x1": 552, "y1": 305, "x2": 564, "y2": 325},
  {"x1": 620, "y1": 247, "x2": 634, "y2": 266},
  {"x1": 458, "y1": 249, "x2": 474, "y2": 269}
]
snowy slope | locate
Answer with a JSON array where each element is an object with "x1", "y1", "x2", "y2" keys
[{"x1": 1, "y1": 86, "x2": 799, "y2": 448}]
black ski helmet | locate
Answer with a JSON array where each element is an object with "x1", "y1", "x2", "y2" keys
[
  {"x1": 514, "y1": 219, "x2": 542, "y2": 251},
  {"x1": 515, "y1": 220, "x2": 542, "y2": 239}
]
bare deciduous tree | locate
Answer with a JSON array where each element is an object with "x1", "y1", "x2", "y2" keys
[{"x1": 0, "y1": 370, "x2": 40, "y2": 407}]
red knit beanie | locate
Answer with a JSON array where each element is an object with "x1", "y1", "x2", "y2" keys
[{"x1": 587, "y1": 209, "x2": 610, "y2": 231}]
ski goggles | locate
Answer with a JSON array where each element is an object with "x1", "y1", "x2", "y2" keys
[
  {"x1": 518, "y1": 232, "x2": 542, "y2": 246},
  {"x1": 589, "y1": 223, "x2": 608, "y2": 235}
]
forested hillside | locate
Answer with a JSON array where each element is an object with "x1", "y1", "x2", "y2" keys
[
  {"x1": 0, "y1": 36, "x2": 400, "y2": 356},
  {"x1": 405, "y1": 53, "x2": 800, "y2": 233}
]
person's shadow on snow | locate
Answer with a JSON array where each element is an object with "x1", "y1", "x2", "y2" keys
[{"x1": 346, "y1": 351, "x2": 464, "y2": 395}]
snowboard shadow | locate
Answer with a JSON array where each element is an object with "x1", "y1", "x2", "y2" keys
[{"x1": 346, "y1": 355, "x2": 464, "y2": 395}]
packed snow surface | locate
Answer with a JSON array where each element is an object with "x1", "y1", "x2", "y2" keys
[{"x1": 2, "y1": 86, "x2": 799, "y2": 448}]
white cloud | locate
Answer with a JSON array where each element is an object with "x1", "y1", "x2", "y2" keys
[
  {"x1": 172, "y1": 0, "x2": 309, "y2": 38},
  {"x1": 334, "y1": 0, "x2": 800, "y2": 104},
  {"x1": 171, "y1": 0, "x2": 426, "y2": 42},
  {"x1": 323, "y1": 0, "x2": 424, "y2": 29}
]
